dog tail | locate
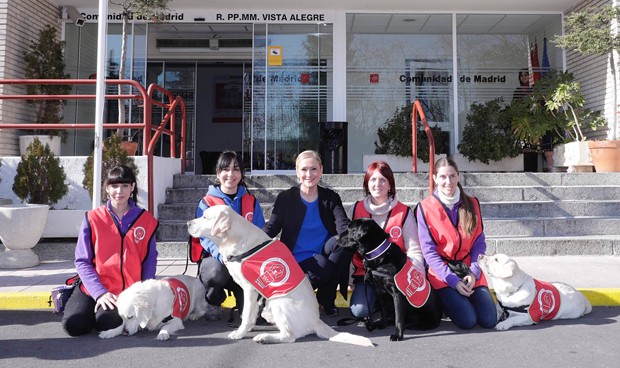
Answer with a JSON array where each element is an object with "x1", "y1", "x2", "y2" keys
[{"x1": 315, "y1": 321, "x2": 374, "y2": 347}]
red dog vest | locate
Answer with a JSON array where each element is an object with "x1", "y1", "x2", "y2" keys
[
  {"x1": 394, "y1": 259, "x2": 431, "y2": 308},
  {"x1": 166, "y1": 278, "x2": 191, "y2": 320},
  {"x1": 529, "y1": 279, "x2": 561, "y2": 323},
  {"x1": 239, "y1": 239, "x2": 305, "y2": 299}
]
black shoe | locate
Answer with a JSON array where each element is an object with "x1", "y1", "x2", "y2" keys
[{"x1": 322, "y1": 306, "x2": 339, "y2": 317}]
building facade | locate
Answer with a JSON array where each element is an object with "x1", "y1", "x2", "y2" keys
[{"x1": 0, "y1": 0, "x2": 617, "y2": 174}]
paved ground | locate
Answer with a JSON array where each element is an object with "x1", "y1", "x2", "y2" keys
[
  {"x1": 1, "y1": 307, "x2": 619, "y2": 368},
  {"x1": 1, "y1": 255, "x2": 620, "y2": 309}
]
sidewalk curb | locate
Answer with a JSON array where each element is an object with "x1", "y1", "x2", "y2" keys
[{"x1": 2, "y1": 288, "x2": 620, "y2": 310}]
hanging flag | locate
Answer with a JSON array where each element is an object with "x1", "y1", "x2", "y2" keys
[
  {"x1": 530, "y1": 41, "x2": 541, "y2": 85},
  {"x1": 541, "y1": 37, "x2": 551, "y2": 77}
]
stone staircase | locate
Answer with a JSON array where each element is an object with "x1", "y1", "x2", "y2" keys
[{"x1": 156, "y1": 172, "x2": 620, "y2": 258}]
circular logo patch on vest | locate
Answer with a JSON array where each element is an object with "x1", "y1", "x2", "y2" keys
[
  {"x1": 389, "y1": 226, "x2": 402, "y2": 240},
  {"x1": 245, "y1": 212, "x2": 254, "y2": 222},
  {"x1": 133, "y1": 226, "x2": 146, "y2": 242},
  {"x1": 258, "y1": 257, "x2": 290, "y2": 287}
]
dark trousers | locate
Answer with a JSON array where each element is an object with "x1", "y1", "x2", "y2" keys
[
  {"x1": 199, "y1": 256, "x2": 244, "y2": 313},
  {"x1": 298, "y1": 236, "x2": 353, "y2": 309},
  {"x1": 61, "y1": 286, "x2": 123, "y2": 337}
]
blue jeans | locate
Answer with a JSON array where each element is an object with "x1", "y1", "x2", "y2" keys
[
  {"x1": 436, "y1": 286, "x2": 497, "y2": 329},
  {"x1": 349, "y1": 278, "x2": 377, "y2": 319}
]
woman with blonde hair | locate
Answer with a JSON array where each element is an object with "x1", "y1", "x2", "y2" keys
[
  {"x1": 416, "y1": 157, "x2": 496, "y2": 329},
  {"x1": 264, "y1": 150, "x2": 352, "y2": 316}
]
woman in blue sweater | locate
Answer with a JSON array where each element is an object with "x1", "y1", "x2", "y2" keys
[{"x1": 263, "y1": 150, "x2": 352, "y2": 316}]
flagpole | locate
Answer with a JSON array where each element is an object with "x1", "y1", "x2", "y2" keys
[{"x1": 92, "y1": 0, "x2": 109, "y2": 209}]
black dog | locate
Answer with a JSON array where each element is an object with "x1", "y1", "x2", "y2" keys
[{"x1": 338, "y1": 218, "x2": 442, "y2": 341}]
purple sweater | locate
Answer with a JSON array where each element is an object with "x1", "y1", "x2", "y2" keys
[
  {"x1": 74, "y1": 200, "x2": 158, "y2": 300},
  {"x1": 416, "y1": 196, "x2": 485, "y2": 289}
]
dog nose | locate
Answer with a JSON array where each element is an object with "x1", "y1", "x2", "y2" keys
[{"x1": 478, "y1": 254, "x2": 484, "y2": 261}]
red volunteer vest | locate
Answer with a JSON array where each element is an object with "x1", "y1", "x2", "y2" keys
[
  {"x1": 418, "y1": 195, "x2": 487, "y2": 290},
  {"x1": 166, "y1": 277, "x2": 191, "y2": 320},
  {"x1": 529, "y1": 279, "x2": 561, "y2": 323},
  {"x1": 84, "y1": 207, "x2": 158, "y2": 296},
  {"x1": 239, "y1": 239, "x2": 305, "y2": 299},
  {"x1": 351, "y1": 201, "x2": 409, "y2": 277},
  {"x1": 190, "y1": 193, "x2": 256, "y2": 262},
  {"x1": 394, "y1": 259, "x2": 431, "y2": 308}
]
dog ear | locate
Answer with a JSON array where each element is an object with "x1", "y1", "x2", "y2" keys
[
  {"x1": 134, "y1": 304, "x2": 153, "y2": 328},
  {"x1": 210, "y1": 210, "x2": 231, "y2": 237}
]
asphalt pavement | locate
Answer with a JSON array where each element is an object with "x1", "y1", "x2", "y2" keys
[{"x1": 1, "y1": 306, "x2": 619, "y2": 368}]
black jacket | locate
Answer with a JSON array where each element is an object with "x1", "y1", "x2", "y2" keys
[{"x1": 264, "y1": 185, "x2": 350, "y2": 251}]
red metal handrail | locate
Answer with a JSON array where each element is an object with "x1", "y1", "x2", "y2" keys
[
  {"x1": 411, "y1": 100, "x2": 436, "y2": 193},
  {"x1": 0, "y1": 78, "x2": 186, "y2": 213}
]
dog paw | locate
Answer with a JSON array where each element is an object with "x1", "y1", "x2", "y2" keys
[
  {"x1": 253, "y1": 333, "x2": 268, "y2": 344},
  {"x1": 389, "y1": 334, "x2": 403, "y2": 341},
  {"x1": 98, "y1": 330, "x2": 118, "y2": 339},
  {"x1": 228, "y1": 330, "x2": 245, "y2": 340},
  {"x1": 157, "y1": 331, "x2": 171, "y2": 340},
  {"x1": 495, "y1": 321, "x2": 512, "y2": 331}
]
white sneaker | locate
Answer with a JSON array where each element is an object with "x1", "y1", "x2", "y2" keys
[{"x1": 205, "y1": 304, "x2": 223, "y2": 321}]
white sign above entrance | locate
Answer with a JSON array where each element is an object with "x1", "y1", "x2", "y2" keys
[{"x1": 74, "y1": 8, "x2": 333, "y2": 24}]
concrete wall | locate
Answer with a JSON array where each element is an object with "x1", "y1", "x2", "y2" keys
[
  {"x1": 0, "y1": 0, "x2": 61, "y2": 156},
  {"x1": 565, "y1": 0, "x2": 619, "y2": 140},
  {"x1": 0, "y1": 156, "x2": 182, "y2": 236}
]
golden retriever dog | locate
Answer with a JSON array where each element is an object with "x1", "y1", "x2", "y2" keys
[
  {"x1": 98, "y1": 275, "x2": 208, "y2": 340},
  {"x1": 479, "y1": 254, "x2": 592, "y2": 331},
  {"x1": 187, "y1": 205, "x2": 374, "y2": 347}
]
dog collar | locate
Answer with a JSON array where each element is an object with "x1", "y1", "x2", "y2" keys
[
  {"x1": 227, "y1": 239, "x2": 272, "y2": 263},
  {"x1": 364, "y1": 238, "x2": 391, "y2": 261}
]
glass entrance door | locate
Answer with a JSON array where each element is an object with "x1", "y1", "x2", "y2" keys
[{"x1": 245, "y1": 23, "x2": 333, "y2": 172}]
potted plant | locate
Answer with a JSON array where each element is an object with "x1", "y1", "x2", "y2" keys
[
  {"x1": 0, "y1": 139, "x2": 68, "y2": 268},
  {"x1": 20, "y1": 25, "x2": 72, "y2": 155},
  {"x1": 553, "y1": 5, "x2": 620, "y2": 172},
  {"x1": 458, "y1": 98, "x2": 522, "y2": 165},
  {"x1": 373, "y1": 104, "x2": 449, "y2": 169},
  {"x1": 512, "y1": 70, "x2": 606, "y2": 172},
  {"x1": 82, "y1": 133, "x2": 139, "y2": 202}
]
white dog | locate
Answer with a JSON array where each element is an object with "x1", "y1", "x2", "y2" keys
[
  {"x1": 98, "y1": 274, "x2": 208, "y2": 340},
  {"x1": 187, "y1": 205, "x2": 374, "y2": 347},
  {"x1": 479, "y1": 254, "x2": 592, "y2": 331}
]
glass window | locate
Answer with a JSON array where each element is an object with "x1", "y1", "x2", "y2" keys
[
  {"x1": 456, "y1": 14, "x2": 562, "y2": 146},
  {"x1": 346, "y1": 14, "x2": 453, "y2": 172}
]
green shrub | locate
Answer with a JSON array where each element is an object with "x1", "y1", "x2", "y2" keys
[
  {"x1": 374, "y1": 104, "x2": 449, "y2": 163},
  {"x1": 82, "y1": 134, "x2": 139, "y2": 202},
  {"x1": 458, "y1": 98, "x2": 522, "y2": 164},
  {"x1": 12, "y1": 138, "x2": 68, "y2": 205}
]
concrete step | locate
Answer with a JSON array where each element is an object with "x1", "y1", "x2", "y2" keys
[
  {"x1": 157, "y1": 215, "x2": 620, "y2": 242},
  {"x1": 165, "y1": 185, "x2": 620, "y2": 204},
  {"x1": 172, "y1": 172, "x2": 620, "y2": 189},
  {"x1": 158, "y1": 199, "x2": 620, "y2": 226}
]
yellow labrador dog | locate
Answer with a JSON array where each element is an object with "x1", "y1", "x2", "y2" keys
[
  {"x1": 479, "y1": 254, "x2": 592, "y2": 331},
  {"x1": 98, "y1": 275, "x2": 208, "y2": 340},
  {"x1": 187, "y1": 205, "x2": 374, "y2": 347}
]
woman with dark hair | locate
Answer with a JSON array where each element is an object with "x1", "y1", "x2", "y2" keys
[
  {"x1": 347, "y1": 161, "x2": 428, "y2": 319},
  {"x1": 416, "y1": 157, "x2": 496, "y2": 329},
  {"x1": 62, "y1": 165, "x2": 159, "y2": 336},
  {"x1": 194, "y1": 150, "x2": 265, "y2": 320}
]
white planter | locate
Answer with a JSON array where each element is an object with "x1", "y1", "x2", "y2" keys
[
  {"x1": 363, "y1": 154, "x2": 443, "y2": 173},
  {"x1": 553, "y1": 141, "x2": 593, "y2": 173},
  {"x1": 0, "y1": 204, "x2": 49, "y2": 268},
  {"x1": 19, "y1": 135, "x2": 61, "y2": 155},
  {"x1": 42, "y1": 209, "x2": 86, "y2": 238},
  {"x1": 364, "y1": 153, "x2": 524, "y2": 172},
  {"x1": 452, "y1": 154, "x2": 524, "y2": 172}
]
